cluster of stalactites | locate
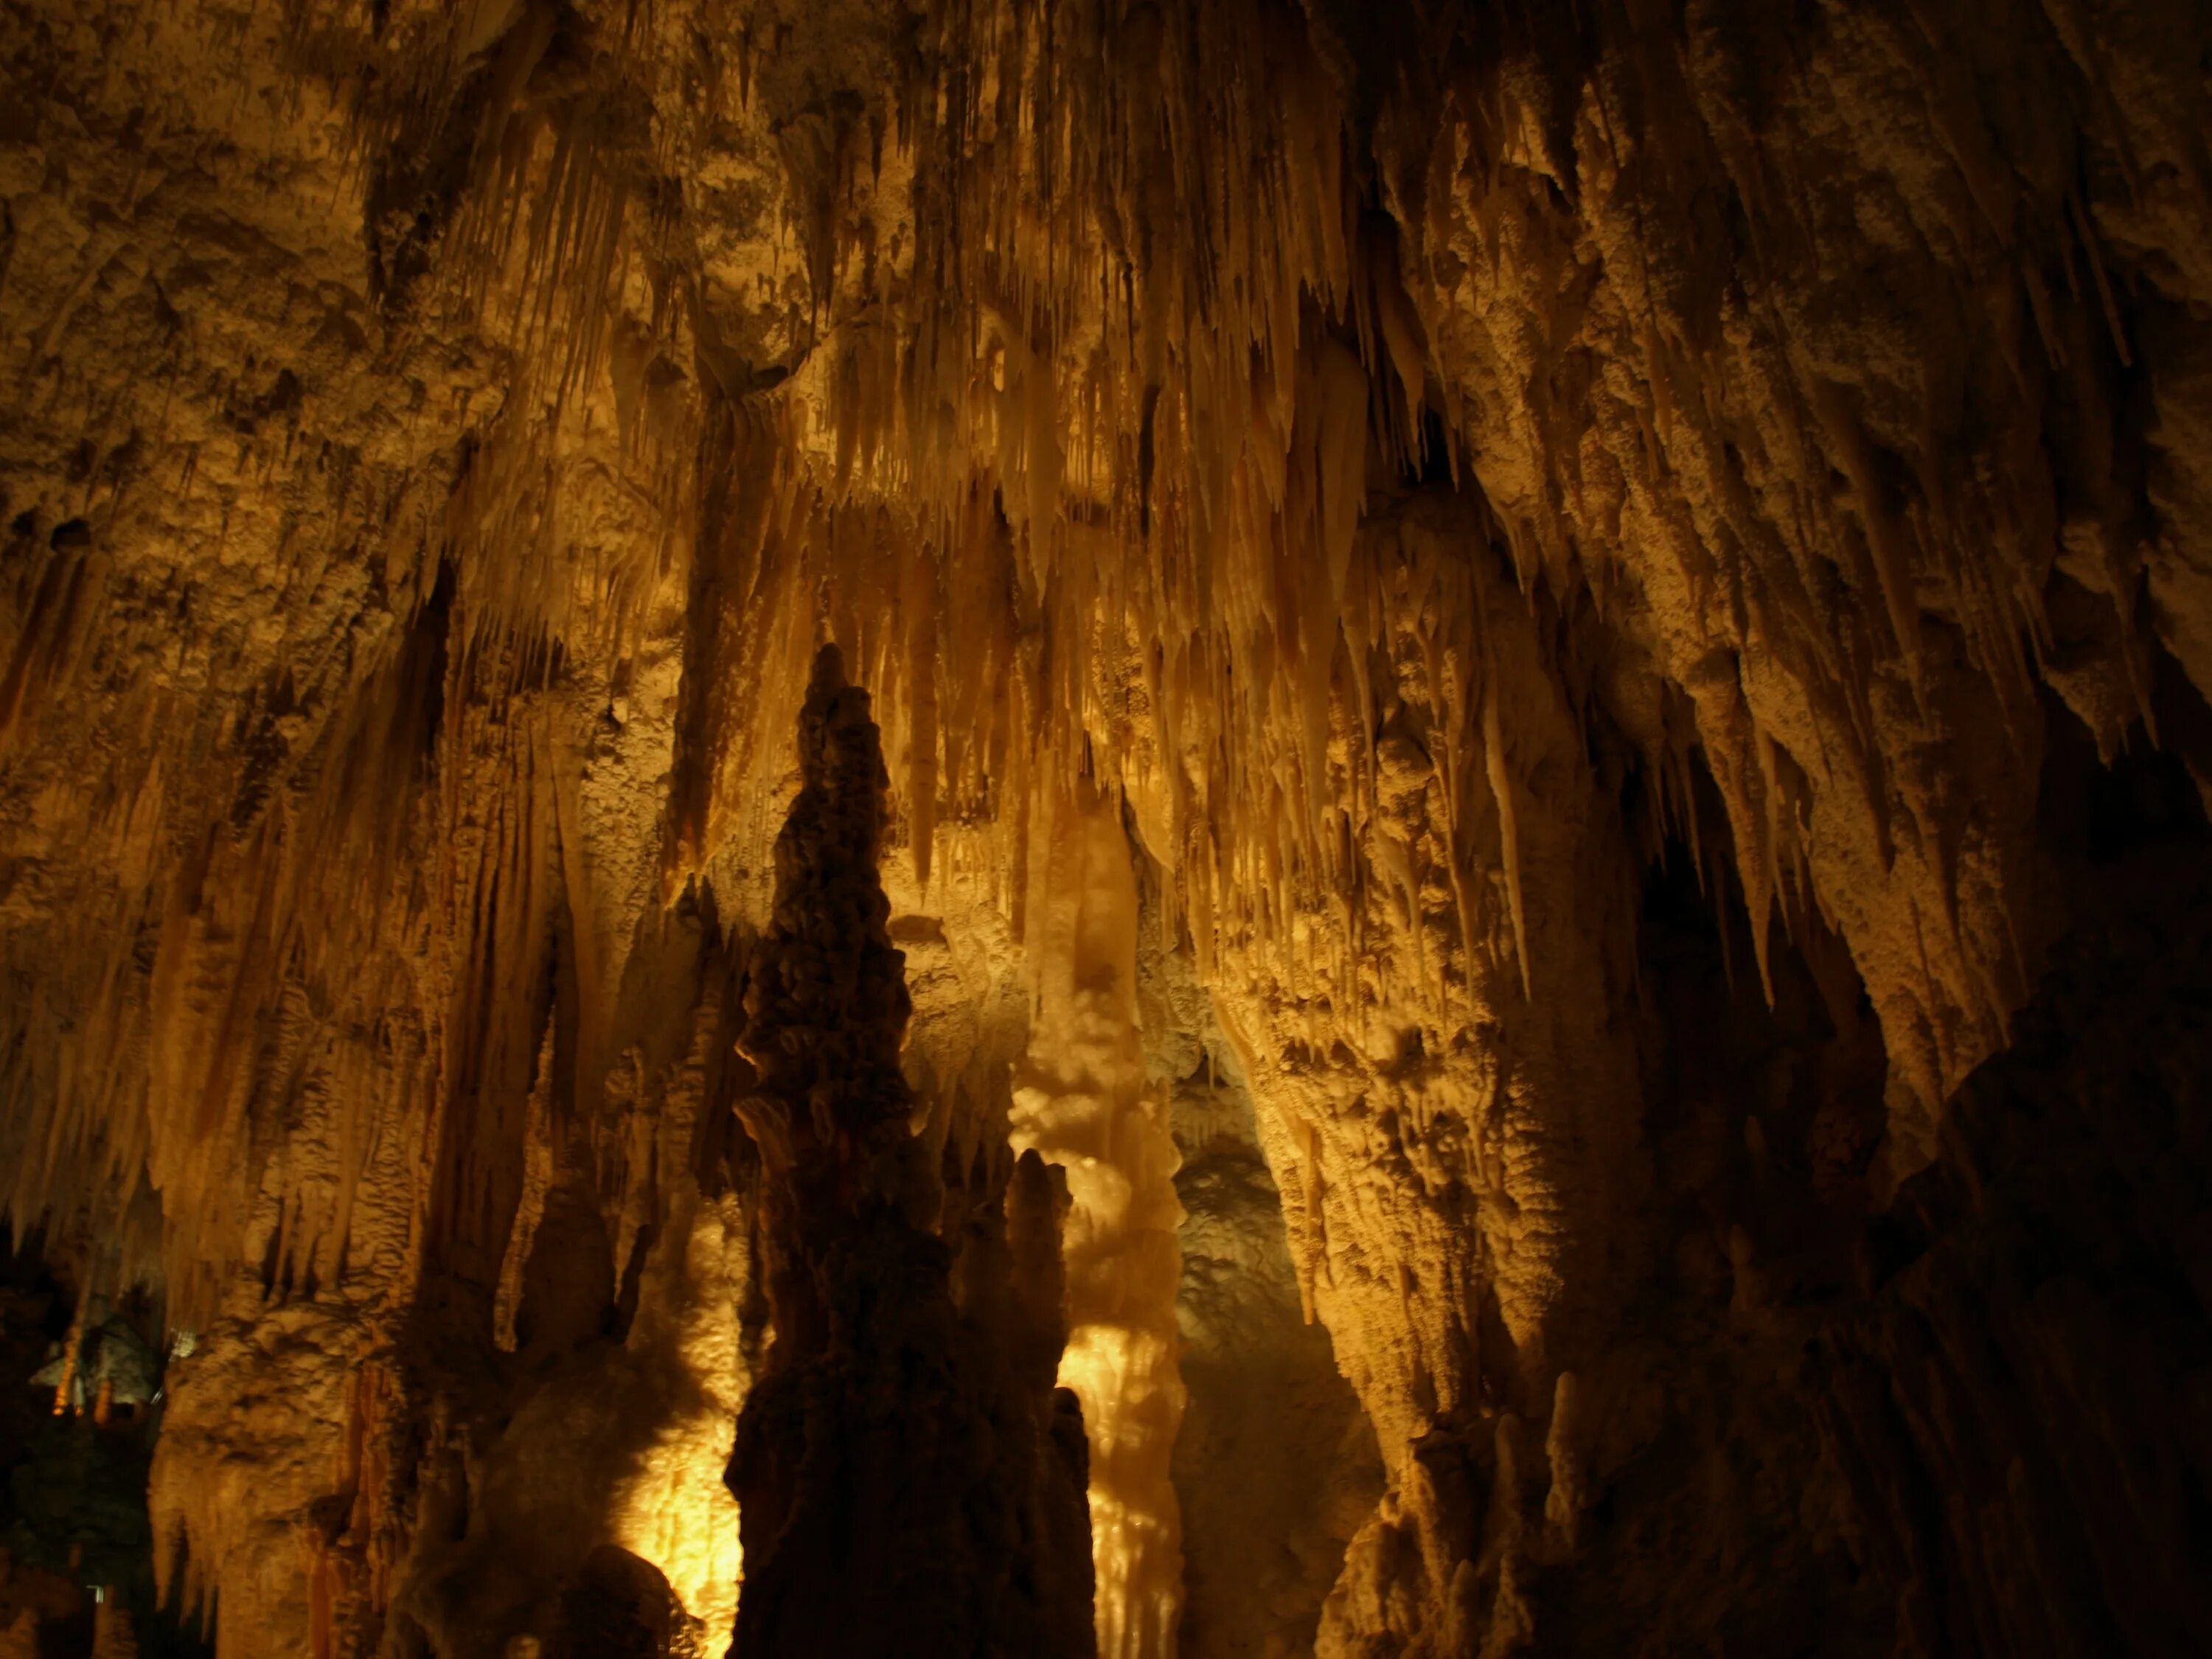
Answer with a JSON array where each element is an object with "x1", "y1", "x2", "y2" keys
[
  {"x1": 647, "y1": 0, "x2": 2183, "y2": 1170},
  {"x1": 647, "y1": 0, "x2": 1541, "y2": 1075}
]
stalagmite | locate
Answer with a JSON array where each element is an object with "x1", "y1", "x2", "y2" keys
[
  {"x1": 726, "y1": 644, "x2": 1093, "y2": 1659},
  {"x1": 1, "y1": 0, "x2": 2211, "y2": 1654}
]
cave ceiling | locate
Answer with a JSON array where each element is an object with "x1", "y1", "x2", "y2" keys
[{"x1": 1, "y1": 0, "x2": 2209, "y2": 1654}]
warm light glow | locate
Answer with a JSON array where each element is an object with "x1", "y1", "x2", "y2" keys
[
  {"x1": 608, "y1": 1430, "x2": 742, "y2": 1646},
  {"x1": 1014, "y1": 783, "x2": 1186, "y2": 1658},
  {"x1": 1052, "y1": 1326, "x2": 1186, "y2": 1657},
  {"x1": 605, "y1": 1202, "x2": 753, "y2": 1647}
]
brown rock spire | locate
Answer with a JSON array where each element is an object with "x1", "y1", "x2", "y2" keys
[
  {"x1": 728, "y1": 643, "x2": 1093, "y2": 1659},
  {"x1": 734, "y1": 642, "x2": 932, "y2": 1339}
]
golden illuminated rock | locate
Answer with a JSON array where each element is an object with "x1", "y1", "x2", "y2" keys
[{"x1": 1, "y1": 0, "x2": 2210, "y2": 1655}]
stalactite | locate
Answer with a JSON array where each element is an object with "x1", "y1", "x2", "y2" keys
[{"x1": 3, "y1": 0, "x2": 2211, "y2": 1653}]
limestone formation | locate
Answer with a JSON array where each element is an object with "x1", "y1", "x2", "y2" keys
[
  {"x1": 726, "y1": 644, "x2": 1093, "y2": 1658},
  {"x1": 0, "y1": 0, "x2": 2209, "y2": 1655}
]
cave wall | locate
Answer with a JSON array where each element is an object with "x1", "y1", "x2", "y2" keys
[{"x1": 1, "y1": 0, "x2": 2209, "y2": 1653}]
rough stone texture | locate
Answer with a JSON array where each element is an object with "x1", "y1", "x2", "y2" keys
[
  {"x1": 1169, "y1": 1049, "x2": 1385, "y2": 1659},
  {"x1": 1012, "y1": 780, "x2": 1189, "y2": 1659},
  {"x1": 725, "y1": 644, "x2": 1093, "y2": 1659},
  {"x1": 1468, "y1": 738, "x2": 2212, "y2": 1658},
  {"x1": 0, "y1": 0, "x2": 2208, "y2": 1654}
]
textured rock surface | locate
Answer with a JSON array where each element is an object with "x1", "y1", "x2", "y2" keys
[
  {"x1": 0, "y1": 0, "x2": 2208, "y2": 1653},
  {"x1": 1169, "y1": 1046, "x2": 1385, "y2": 1659},
  {"x1": 1013, "y1": 781, "x2": 1187, "y2": 1659},
  {"x1": 725, "y1": 644, "x2": 1093, "y2": 1658}
]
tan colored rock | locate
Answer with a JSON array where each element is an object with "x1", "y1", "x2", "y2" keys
[{"x1": 1, "y1": 0, "x2": 2208, "y2": 1653}]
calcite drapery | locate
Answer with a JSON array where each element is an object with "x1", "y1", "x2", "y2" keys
[{"x1": 1, "y1": 0, "x2": 2210, "y2": 1653}]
